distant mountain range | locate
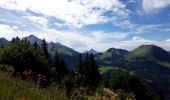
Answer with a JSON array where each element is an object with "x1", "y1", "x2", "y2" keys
[{"x1": 1, "y1": 35, "x2": 170, "y2": 99}]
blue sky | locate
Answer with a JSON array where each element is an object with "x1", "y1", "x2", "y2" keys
[{"x1": 0, "y1": 0, "x2": 170, "y2": 52}]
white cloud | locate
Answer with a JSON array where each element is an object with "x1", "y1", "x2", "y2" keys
[
  {"x1": 0, "y1": 24, "x2": 18, "y2": 40},
  {"x1": 128, "y1": 0, "x2": 137, "y2": 3},
  {"x1": 135, "y1": 24, "x2": 161, "y2": 34},
  {"x1": 23, "y1": 16, "x2": 48, "y2": 28},
  {"x1": 113, "y1": 19, "x2": 162, "y2": 34},
  {"x1": 142, "y1": 0, "x2": 170, "y2": 13},
  {"x1": 161, "y1": 28, "x2": 170, "y2": 32},
  {"x1": 111, "y1": 32, "x2": 128, "y2": 39},
  {"x1": 0, "y1": 0, "x2": 130, "y2": 28},
  {"x1": 0, "y1": 24, "x2": 37, "y2": 40},
  {"x1": 113, "y1": 20, "x2": 136, "y2": 29}
]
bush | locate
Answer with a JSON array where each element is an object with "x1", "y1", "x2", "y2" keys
[{"x1": 102, "y1": 69, "x2": 152, "y2": 100}]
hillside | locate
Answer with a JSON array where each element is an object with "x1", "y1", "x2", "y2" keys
[
  {"x1": 125, "y1": 45, "x2": 170, "y2": 99},
  {"x1": 0, "y1": 71, "x2": 64, "y2": 100},
  {"x1": 0, "y1": 70, "x2": 136, "y2": 100},
  {"x1": 95, "y1": 48, "x2": 129, "y2": 67},
  {"x1": 126, "y1": 45, "x2": 170, "y2": 62}
]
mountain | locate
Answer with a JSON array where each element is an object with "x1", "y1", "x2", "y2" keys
[
  {"x1": 85, "y1": 49, "x2": 98, "y2": 54},
  {"x1": 0, "y1": 38, "x2": 8, "y2": 46},
  {"x1": 125, "y1": 45, "x2": 170, "y2": 99},
  {"x1": 95, "y1": 45, "x2": 170, "y2": 99},
  {"x1": 95, "y1": 48, "x2": 129, "y2": 67},
  {"x1": 126, "y1": 45, "x2": 170, "y2": 62},
  {"x1": 23, "y1": 35, "x2": 42, "y2": 44},
  {"x1": 24, "y1": 35, "x2": 80, "y2": 69},
  {"x1": 48, "y1": 42, "x2": 80, "y2": 69}
]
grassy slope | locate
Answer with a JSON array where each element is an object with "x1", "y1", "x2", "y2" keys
[
  {"x1": 99, "y1": 67, "x2": 115, "y2": 74},
  {"x1": 57, "y1": 47, "x2": 73, "y2": 56},
  {"x1": 0, "y1": 71, "x2": 68, "y2": 100}
]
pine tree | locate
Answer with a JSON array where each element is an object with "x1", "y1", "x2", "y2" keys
[
  {"x1": 86, "y1": 54, "x2": 100, "y2": 88},
  {"x1": 41, "y1": 39, "x2": 49, "y2": 60},
  {"x1": 77, "y1": 53, "x2": 100, "y2": 89},
  {"x1": 77, "y1": 54, "x2": 84, "y2": 85},
  {"x1": 33, "y1": 41, "x2": 38, "y2": 49},
  {"x1": 53, "y1": 51, "x2": 69, "y2": 82},
  {"x1": 89, "y1": 54, "x2": 100, "y2": 88}
]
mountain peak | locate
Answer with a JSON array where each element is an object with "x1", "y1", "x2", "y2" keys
[
  {"x1": 139, "y1": 44, "x2": 159, "y2": 49},
  {"x1": 26, "y1": 35, "x2": 40, "y2": 40},
  {"x1": 24, "y1": 35, "x2": 42, "y2": 44},
  {"x1": 107, "y1": 48, "x2": 116, "y2": 52},
  {"x1": 85, "y1": 48, "x2": 98, "y2": 54},
  {"x1": 107, "y1": 48, "x2": 128, "y2": 54}
]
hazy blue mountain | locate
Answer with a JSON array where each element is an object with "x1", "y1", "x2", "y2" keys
[
  {"x1": 23, "y1": 35, "x2": 42, "y2": 44},
  {"x1": 0, "y1": 38, "x2": 8, "y2": 46},
  {"x1": 85, "y1": 49, "x2": 98, "y2": 54}
]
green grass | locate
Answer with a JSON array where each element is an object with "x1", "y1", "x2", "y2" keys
[
  {"x1": 126, "y1": 46, "x2": 153, "y2": 60},
  {"x1": 56, "y1": 48, "x2": 73, "y2": 56},
  {"x1": 157, "y1": 61, "x2": 170, "y2": 68},
  {"x1": 0, "y1": 69, "x2": 135, "y2": 100},
  {"x1": 99, "y1": 66, "x2": 136, "y2": 76},
  {"x1": 99, "y1": 67, "x2": 117, "y2": 75},
  {"x1": 0, "y1": 71, "x2": 68, "y2": 100},
  {"x1": 99, "y1": 52, "x2": 112, "y2": 60}
]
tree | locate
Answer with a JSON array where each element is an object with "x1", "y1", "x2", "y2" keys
[
  {"x1": 33, "y1": 41, "x2": 38, "y2": 49},
  {"x1": 77, "y1": 53, "x2": 100, "y2": 89},
  {"x1": 108, "y1": 69, "x2": 152, "y2": 100},
  {"x1": 52, "y1": 51, "x2": 69, "y2": 83},
  {"x1": 41, "y1": 39, "x2": 49, "y2": 60},
  {"x1": 0, "y1": 39, "x2": 49, "y2": 78},
  {"x1": 88, "y1": 54, "x2": 100, "y2": 88}
]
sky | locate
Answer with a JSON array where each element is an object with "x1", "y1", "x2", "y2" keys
[{"x1": 0, "y1": 0, "x2": 170, "y2": 52}]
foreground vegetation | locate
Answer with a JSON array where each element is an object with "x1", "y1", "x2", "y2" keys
[{"x1": 0, "y1": 70, "x2": 137, "y2": 100}]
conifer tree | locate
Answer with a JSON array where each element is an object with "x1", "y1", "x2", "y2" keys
[
  {"x1": 53, "y1": 51, "x2": 69, "y2": 82},
  {"x1": 41, "y1": 39, "x2": 49, "y2": 60},
  {"x1": 77, "y1": 54, "x2": 84, "y2": 85},
  {"x1": 88, "y1": 54, "x2": 100, "y2": 88},
  {"x1": 77, "y1": 53, "x2": 100, "y2": 89},
  {"x1": 33, "y1": 41, "x2": 38, "y2": 49}
]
